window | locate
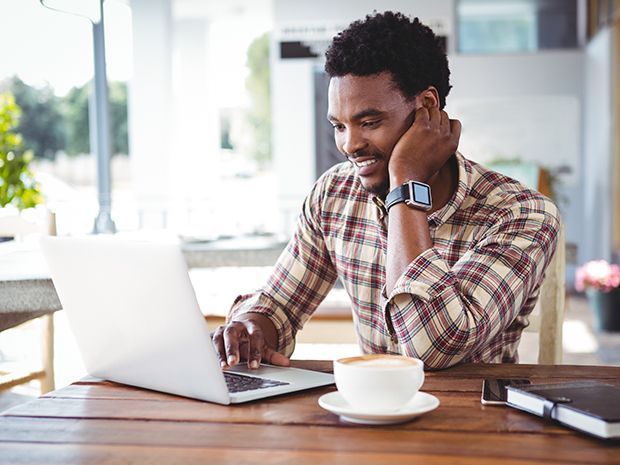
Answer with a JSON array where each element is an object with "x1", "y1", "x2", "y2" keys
[{"x1": 457, "y1": 0, "x2": 578, "y2": 53}]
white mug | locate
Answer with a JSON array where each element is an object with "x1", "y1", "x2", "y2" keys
[{"x1": 333, "y1": 354, "x2": 425, "y2": 412}]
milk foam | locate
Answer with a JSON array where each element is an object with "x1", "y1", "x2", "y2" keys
[{"x1": 348, "y1": 358, "x2": 416, "y2": 368}]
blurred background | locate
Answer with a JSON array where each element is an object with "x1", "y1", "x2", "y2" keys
[{"x1": 1, "y1": 0, "x2": 619, "y2": 406}]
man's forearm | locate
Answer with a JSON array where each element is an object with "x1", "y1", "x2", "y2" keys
[{"x1": 386, "y1": 203, "x2": 432, "y2": 294}]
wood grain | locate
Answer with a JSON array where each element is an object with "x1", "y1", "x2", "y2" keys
[
  {"x1": 0, "y1": 442, "x2": 588, "y2": 465},
  {"x1": 3, "y1": 393, "x2": 572, "y2": 434},
  {"x1": 0, "y1": 417, "x2": 617, "y2": 464}
]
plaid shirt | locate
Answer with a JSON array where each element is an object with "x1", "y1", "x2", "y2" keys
[{"x1": 229, "y1": 152, "x2": 560, "y2": 369}]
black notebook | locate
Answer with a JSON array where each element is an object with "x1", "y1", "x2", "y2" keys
[{"x1": 506, "y1": 381, "x2": 620, "y2": 439}]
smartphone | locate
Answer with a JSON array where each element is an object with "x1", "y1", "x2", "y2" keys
[{"x1": 481, "y1": 378, "x2": 532, "y2": 405}]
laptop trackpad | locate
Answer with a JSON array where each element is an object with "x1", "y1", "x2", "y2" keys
[{"x1": 228, "y1": 363, "x2": 334, "y2": 386}]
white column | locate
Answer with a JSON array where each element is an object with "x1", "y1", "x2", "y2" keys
[
  {"x1": 171, "y1": 17, "x2": 216, "y2": 231},
  {"x1": 128, "y1": 0, "x2": 173, "y2": 228},
  {"x1": 271, "y1": 59, "x2": 317, "y2": 234}
]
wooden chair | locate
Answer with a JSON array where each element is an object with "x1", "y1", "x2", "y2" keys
[
  {"x1": 0, "y1": 210, "x2": 58, "y2": 394},
  {"x1": 526, "y1": 225, "x2": 566, "y2": 364}
]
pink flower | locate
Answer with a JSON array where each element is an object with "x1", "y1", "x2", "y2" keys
[{"x1": 575, "y1": 260, "x2": 620, "y2": 293}]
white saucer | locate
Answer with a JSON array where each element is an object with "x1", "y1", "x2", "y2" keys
[{"x1": 318, "y1": 391, "x2": 440, "y2": 425}]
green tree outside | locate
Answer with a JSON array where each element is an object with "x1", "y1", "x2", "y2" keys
[
  {"x1": 0, "y1": 76, "x2": 129, "y2": 160},
  {"x1": 63, "y1": 83, "x2": 90, "y2": 155},
  {"x1": 245, "y1": 32, "x2": 271, "y2": 166},
  {"x1": 64, "y1": 81, "x2": 128, "y2": 156},
  {"x1": 108, "y1": 81, "x2": 128, "y2": 156},
  {"x1": 4, "y1": 77, "x2": 64, "y2": 160},
  {"x1": 0, "y1": 92, "x2": 43, "y2": 210}
]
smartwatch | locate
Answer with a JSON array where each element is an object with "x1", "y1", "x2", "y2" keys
[{"x1": 385, "y1": 180, "x2": 432, "y2": 212}]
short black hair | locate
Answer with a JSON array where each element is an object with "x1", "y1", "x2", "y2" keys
[{"x1": 324, "y1": 11, "x2": 452, "y2": 108}]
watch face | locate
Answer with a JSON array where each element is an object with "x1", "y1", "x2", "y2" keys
[
  {"x1": 413, "y1": 183, "x2": 431, "y2": 206},
  {"x1": 405, "y1": 181, "x2": 432, "y2": 210}
]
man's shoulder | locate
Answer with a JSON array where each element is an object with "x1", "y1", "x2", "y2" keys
[
  {"x1": 466, "y1": 158, "x2": 558, "y2": 211},
  {"x1": 457, "y1": 156, "x2": 560, "y2": 233},
  {"x1": 314, "y1": 162, "x2": 362, "y2": 198}
]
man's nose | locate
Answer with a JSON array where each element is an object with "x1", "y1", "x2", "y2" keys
[{"x1": 342, "y1": 129, "x2": 367, "y2": 156}]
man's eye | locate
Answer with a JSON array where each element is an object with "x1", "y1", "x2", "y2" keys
[
  {"x1": 361, "y1": 120, "x2": 379, "y2": 128},
  {"x1": 331, "y1": 124, "x2": 345, "y2": 131}
]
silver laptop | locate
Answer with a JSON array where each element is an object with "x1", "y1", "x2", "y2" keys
[{"x1": 40, "y1": 236, "x2": 334, "y2": 404}]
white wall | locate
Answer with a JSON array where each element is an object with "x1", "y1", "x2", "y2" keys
[
  {"x1": 274, "y1": 0, "x2": 452, "y2": 24},
  {"x1": 448, "y1": 51, "x2": 584, "y2": 277}
]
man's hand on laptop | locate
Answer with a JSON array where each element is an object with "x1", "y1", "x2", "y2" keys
[{"x1": 211, "y1": 313, "x2": 290, "y2": 369}]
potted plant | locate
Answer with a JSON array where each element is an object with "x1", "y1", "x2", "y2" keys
[
  {"x1": 575, "y1": 260, "x2": 620, "y2": 332},
  {"x1": 0, "y1": 91, "x2": 43, "y2": 240}
]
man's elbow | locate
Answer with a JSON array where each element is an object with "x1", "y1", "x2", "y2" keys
[
  {"x1": 418, "y1": 353, "x2": 464, "y2": 371},
  {"x1": 412, "y1": 338, "x2": 472, "y2": 370}
]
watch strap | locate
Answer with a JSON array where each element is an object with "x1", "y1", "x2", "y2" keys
[
  {"x1": 385, "y1": 180, "x2": 432, "y2": 212},
  {"x1": 385, "y1": 184, "x2": 409, "y2": 211}
]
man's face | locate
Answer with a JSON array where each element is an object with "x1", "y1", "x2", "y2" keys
[{"x1": 327, "y1": 72, "x2": 417, "y2": 196}]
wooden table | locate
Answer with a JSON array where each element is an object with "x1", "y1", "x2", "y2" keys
[{"x1": 1, "y1": 362, "x2": 619, "y2": 464}]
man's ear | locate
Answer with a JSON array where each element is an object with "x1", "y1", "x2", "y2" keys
[{"x1": 418, "y1": 87, "x2": 440, "y2": 109}]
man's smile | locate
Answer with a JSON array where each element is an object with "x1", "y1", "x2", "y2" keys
[
  {"x1": 348, "y1": 154, "x2": 385, "y2": 178},
  {"x1": 354, "y1": 158, "x2": 378, "y2": 168}
]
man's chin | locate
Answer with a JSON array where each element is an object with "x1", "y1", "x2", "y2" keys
[{"x1": 359, "y1": 177, "x2": 390, "y2": 198}]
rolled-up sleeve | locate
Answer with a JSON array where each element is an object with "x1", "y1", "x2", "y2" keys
[
  {"x1": 383, "y1": 204, "x2": 561, "y2": 369},
  {"x1": 228, "y1": 175, "x2": 338, "y2": 357}
]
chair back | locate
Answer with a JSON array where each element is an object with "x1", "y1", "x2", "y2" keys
[{"x1": 526, "y1": 225, "x2": 565, "y2": 364}]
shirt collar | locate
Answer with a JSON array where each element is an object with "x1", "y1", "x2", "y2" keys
[
  {"x1": 428, "y1": 152, "x2": 471, "y2": 227},
  {"x1": 372, "y1": 196, "x2": 388, "y2": 220}
]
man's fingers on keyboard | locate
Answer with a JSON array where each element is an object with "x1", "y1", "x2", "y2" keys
[
  {"x1": 211, "y1": 326, "x2": 228, "y2": 368},
  {"x1": 223, "y1": 323, "x2": 244, "y2": 366},
  {"x1": 247, "y1": 322, "x2": 264, "y2": 369}
]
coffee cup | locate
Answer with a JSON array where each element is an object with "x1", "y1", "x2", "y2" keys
[{"x1": 333, "y1": 354, "x2": 425, "y2": 412}]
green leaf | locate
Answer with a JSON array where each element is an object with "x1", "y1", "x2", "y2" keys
[{"x1": 0, "y1": 91, "x2": 43, "y2": 211}]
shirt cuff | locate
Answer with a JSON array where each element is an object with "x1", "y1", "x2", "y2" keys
[{"x1": 228, "y1": 293, "x2": 296, "y2": 358}]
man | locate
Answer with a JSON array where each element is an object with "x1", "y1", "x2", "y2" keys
[{"x1": 212, "y1": 11, "x2": 560, "y2": 369}]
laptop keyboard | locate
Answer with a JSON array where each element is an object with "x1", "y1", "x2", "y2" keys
[{"x1": 223, "y1": 371, "x2": 290, "y2": 393}]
